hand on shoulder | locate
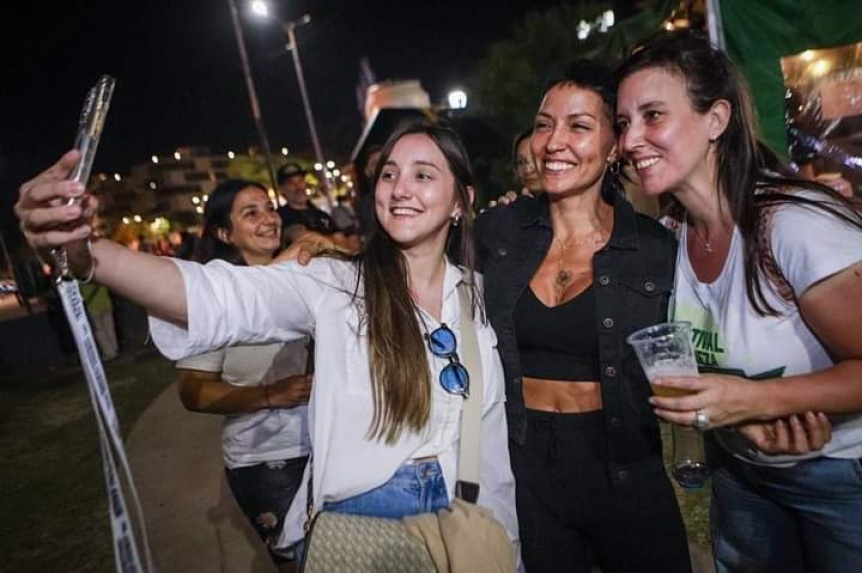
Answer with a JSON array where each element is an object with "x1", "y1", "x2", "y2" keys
[
  {"x1": 273, "y1": 230, "x2": 360, "y2": 267},
  {"x1": 486, "y1": 188, "x2": 536, "y2": 209}
]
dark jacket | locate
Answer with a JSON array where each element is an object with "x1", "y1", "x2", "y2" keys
[{"x1": 475, "y1": 192, "x2": 677, "y2": 486}]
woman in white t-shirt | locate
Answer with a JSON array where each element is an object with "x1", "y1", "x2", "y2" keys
[
  {"x1": 16, "y1": 122, "x2": 520, "y2": 565},
  {"x1": 615, "y1": 30, "x2": 862, "y2": 572},
  {"x1": 174, "y1": 179, "x2": 311, "y2": 571}
]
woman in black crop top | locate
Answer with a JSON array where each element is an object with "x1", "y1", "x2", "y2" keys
[{"x1": 476, "y1": 61, "x2": 691, "y2": 572}]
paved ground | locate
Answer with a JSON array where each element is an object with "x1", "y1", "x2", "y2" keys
[
  {"x1": 126, "y1": 382, "x2": 277, "y2": 573},
  {"x1": 126, "y1": 382, "x2": 715, "y2": 573}
]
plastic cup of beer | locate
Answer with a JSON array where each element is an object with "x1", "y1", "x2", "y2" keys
[
  {"x1": 626, "y1": 321, "x2": 698, "y2": 398},
  {"x1": 627, "y1": 321, "x2": 710, "y2": 488}
]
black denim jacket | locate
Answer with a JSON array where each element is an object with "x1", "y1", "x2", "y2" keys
[{"x1": 476, "y1": 192, "x2": 677, "y2": 486}]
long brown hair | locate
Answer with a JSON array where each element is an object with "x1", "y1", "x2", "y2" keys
[
  {"x1": 617, "y1": 30, "x2": 862, "y2": 315},
  {"x1": 350, "y1": 120, "x2": 480, "y2": 443}
]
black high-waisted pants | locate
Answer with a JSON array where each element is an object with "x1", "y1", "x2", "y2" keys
[{"x1": 511, "y1": 409, "x2": 691, "y2": 573}]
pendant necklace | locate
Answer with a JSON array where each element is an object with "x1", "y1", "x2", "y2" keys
[
  {"x1": 687, "y1": 216, "x2": 726, "y2": 255},
  {"x1": 690, "y1": 224, "x2": 713, "y2": 254},
  {"x1": 554, "y1": 232, "x2": 605, "y2": 289}
]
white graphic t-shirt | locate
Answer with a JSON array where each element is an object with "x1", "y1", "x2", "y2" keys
[{"x1": 671, "y1": 193, "x2": 862, "y2": 465}]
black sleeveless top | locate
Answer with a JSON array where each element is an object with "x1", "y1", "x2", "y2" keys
[{"x1": 513, "y1": 285, "x2": 601, "y2": 381}]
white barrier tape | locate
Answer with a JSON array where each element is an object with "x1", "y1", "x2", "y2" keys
[{"x1": 57, "y1": 279, "x2": 153, "y2": 573}]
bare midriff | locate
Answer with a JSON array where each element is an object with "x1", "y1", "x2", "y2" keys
[{"x1": 523, "y1": 377, "x2": 603, "y2": 413}]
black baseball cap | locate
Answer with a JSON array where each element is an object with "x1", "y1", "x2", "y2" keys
[{"x1": 277, "y1": 162, "x2": 308, "y2": 184}]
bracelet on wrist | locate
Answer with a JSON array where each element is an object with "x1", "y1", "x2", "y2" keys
[
  {"x1": 49, "y1": 238, "x2": 96, "y2": 283},
  {"x1": 75, "y1": 238, "x2": 97, "y2": 283}
]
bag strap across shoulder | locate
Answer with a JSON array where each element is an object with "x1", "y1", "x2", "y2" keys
[{"x1": 455, "y1": 282, "x2": 483, "y2": 503}]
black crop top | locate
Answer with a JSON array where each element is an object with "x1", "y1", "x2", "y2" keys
[{"x1": 513, "y1": 285, "x2": 601, "y2": 381}]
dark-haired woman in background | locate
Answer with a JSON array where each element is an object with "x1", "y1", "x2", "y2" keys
[
  {"x1": 175, "y1": 179, "x2": 312, "y2": 571},
  {"x1": 476, "y1": 61, "x2": 691, "y2": 572},
  {"x1": 616, "y1": 30, "x2": 862, "y2": 572}
]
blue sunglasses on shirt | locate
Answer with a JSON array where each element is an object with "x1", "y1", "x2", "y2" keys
[{"x1": 425, "y1": 324, "x2": 470, "y2": 397}]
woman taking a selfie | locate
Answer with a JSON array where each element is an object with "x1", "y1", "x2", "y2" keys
[{"x1": 15, "y1": 122, "x2": 520, "y2": 564}]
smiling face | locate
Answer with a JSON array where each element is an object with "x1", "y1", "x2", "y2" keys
[
  {"x1": 374, "y1": 133, "x2": 463, "y2": 253},
  {"x1": 222, "y1": 186, "x2": 281, "y2": 265},
  {"x1": 530, "y1": 83, "x2": 616, "y2": 198},
  {"x1": 616, "y1": 67, "x2": 719, "y2": 197}
]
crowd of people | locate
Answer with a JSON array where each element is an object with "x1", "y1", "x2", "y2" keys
[{"x1": 15, "y1": 29, "x2": 862, "y2": 573}]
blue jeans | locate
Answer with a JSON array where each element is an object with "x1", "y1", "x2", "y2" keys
[
  {"x1": 323, "y1": 459, "x2": 449, "y2": 518},
  {"x1": 712, "y1": 453, "x2": 862, "y2": 573},
  {"x1": 295, "y1": 459, "x2": 449, "y2": 563}
]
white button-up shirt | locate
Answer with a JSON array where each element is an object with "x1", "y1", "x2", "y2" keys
[{"x1": 148, "y1": 257, "x2": 519, "y2": 550}]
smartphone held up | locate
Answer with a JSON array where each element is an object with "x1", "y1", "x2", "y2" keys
[{"x1": 68, "y1": 74, "x2": 116, "y2": 204}]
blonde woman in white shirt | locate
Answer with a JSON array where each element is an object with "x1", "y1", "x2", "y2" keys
[{"x1": 16, "y1": 122, "x2": 520, "y2": 561}]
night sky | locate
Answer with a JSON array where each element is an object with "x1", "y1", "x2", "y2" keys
[{"x1": 2, "y1": 0, "x2": 636, "y2": 240}]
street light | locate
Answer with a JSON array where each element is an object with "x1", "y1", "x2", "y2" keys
[
  {"x1": 252, "y1": 2, "x2": 332, "y2": 205},
  {"x1": 226, "y1": 0, "x2": 278, "y2": 191},
  {"x1": 447, "y1": 89, "x2": 468, "y2": 110}
]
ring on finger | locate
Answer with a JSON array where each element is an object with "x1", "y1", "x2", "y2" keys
[{"x1": 693, "y1": 409, "x2": 710, "y2": 432}]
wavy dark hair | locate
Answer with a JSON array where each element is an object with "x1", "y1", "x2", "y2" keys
[
  {"x1": 193, "y1": 179, "x2": 274, "y2": 265},
  {"x1": 616, "y1": 29, "x2": 862, "y2": 315},
  {"x1": 344, "y1": 120, "x2": 481, "y2": 443}
]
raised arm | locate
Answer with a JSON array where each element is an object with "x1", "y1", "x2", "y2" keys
[{"x1": 16, "y1": 150, "x2": 187, "y2": 323}]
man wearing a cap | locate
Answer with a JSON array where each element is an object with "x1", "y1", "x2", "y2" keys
[{"x1": 275, "y1": 162, "x2": 338, "y2": 245}]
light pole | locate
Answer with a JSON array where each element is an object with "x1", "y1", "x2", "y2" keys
[
  {"x1": 226, "y1": 0, "x2": 278, "y2": 191},
  {"x1": 283, "y1": 14, "x2": 333, "y2": 204}
]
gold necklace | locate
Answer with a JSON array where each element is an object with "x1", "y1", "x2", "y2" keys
[
  {"x1": 690, "y1": 224, "x2": 713, "y2": 254},
  {"x1": 687, "y1": 216, "x2": 728, "y2": 255},
  {"x1": 553, "y1": 233, "x2": 606, "y2": 289}
]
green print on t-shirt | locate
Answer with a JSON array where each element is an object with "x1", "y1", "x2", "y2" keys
[
  {"x1": 700, "y1": 365, "x2": 786, "y2": 380},
  {"x1": 688, "y1": 326, "x2": 786, "y2": 379},
  {"x1": 691, "y1": 327, "x2": 725, "y2": 367}
]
